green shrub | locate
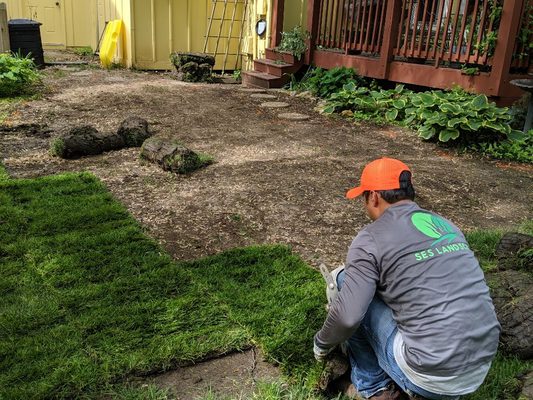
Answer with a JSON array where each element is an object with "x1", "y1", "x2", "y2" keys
[
  {"x1": 323, "y1": 82, "x2": 412, "y2": 122},
  {"x1": 404, "y1": 89, "x2": 522, "y2": 143},
  {"x1": 0, "y1": 53, "x2": 41, "y2": 97},
  {"x1": 277, "y1": 26, "x2": 310, "y2": 61},
  {"x1": 473, "y1": 129, "x2": 533, "y2": 163},
  {"x1": 323, "y1": 83, "x2": 523, "y2": 144},
  {"x1": 293, "y1": 67, "x2": 364, "y2": 99}
]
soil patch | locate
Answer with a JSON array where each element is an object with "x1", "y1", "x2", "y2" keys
[
  {"x1": 1, "y1": 67, "x2": 531, "y2": 267},
  {"x1": 148, "y1": 349, "x2": 280, "y2": 399}
]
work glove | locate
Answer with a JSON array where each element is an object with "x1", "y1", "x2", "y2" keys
[{"x1": 313, "y1": 338, "x2": 333, "y2": 362}]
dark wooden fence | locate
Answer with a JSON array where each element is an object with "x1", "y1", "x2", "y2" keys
[{"x1": 272, "y1": 0, "x2": 531, "y2": 100}]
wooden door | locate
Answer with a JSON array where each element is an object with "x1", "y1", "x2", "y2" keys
[{"x1": 26, "y1": 0, "x2": 66, "y2": 47}]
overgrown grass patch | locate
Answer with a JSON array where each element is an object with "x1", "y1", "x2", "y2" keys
[{"x1": 0, "y1": 172, "x2": 324, "y2": 399}]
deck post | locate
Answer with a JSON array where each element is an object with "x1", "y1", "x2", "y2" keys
[
  {"x1": 305, "y1": 0, "x2": 321, "y2": 65},
  {"x1": 378, "y1": 0, "x2": 402, "y2": 79},
  {"x1": 271, "y1": 0, "x2": 285, "y2": 49},
  {"x1": 488, "y1": 0, "x2": 524, "y2": 96}
]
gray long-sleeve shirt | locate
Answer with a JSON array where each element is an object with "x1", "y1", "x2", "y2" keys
[{"x1": 315, "y1": 202, "x2": 500, "y2": 375}]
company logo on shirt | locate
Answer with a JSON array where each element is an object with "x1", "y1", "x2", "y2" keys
[
  {"x1": 411, "y1": 212, "x2": 458, "y2": 246},
  {"x1": 411, "y1": 213, "x2": 469, "y2": 262}
]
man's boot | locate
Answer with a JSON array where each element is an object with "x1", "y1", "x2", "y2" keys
[{"x1": 344, "y1": 383, "x2": 406, "y2": 400}]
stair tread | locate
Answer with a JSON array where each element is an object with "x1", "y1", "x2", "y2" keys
[
  {"x1": 254, "y1": 58, "x2": 293, "y2": 67},
  {"x1": 242, "y1": 70, "x2": 282, "y2": 80}
]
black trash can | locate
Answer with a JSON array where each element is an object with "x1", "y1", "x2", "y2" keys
[{"x1": 8, "y1": 19, "x2": 45, "y2": 68}]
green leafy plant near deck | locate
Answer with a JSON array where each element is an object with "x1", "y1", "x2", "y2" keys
[
  {"x1": 473, "y1": 129, "x2": 533, "y2": 163},
  {"x1": 277, "y1": 26, "x2": 310, "y2": 61},
  {"x1": 0, "y1": 53, "x2": 41, "y2": 97},
  {"x1": 322, "y1": 82, "x2": 524, "y2": 146},
  {"x1": 291, "y1": 67, "x2": 365, "y2": 99}
]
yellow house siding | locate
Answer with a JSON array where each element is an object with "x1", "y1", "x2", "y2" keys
[
  {"x1": 239, "y1": 0, "x2": 272, "y2": 71},
  {"x1": 4, "y1": 0, "x2": 273, "y2": 70},
  {"x1": 64, "y1": 0, "x2": 97, "y2": 49},
  {"x1": 5, "y1": 0, "x2": 23, "y2": 18},
  {"x1": 283, "y1": 0, "x2": 307, "y2": 33},
  {"x1": 132, "y1": 0, "x2": 247, "y2": 71},
  {"x1": 5, "y1": 0, "x2": 97, "y2": 49}
]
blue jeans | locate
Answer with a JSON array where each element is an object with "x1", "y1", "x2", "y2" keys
[{"x1": 337, "y1": 271, "x2": 460, "y2": 400}]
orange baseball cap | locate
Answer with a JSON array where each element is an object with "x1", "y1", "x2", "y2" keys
[{"x1": 346, "y1": 157, "x2": 411, "y2": 199}]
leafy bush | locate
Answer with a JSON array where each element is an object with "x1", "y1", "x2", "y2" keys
[
  {"x1": 277, "y1": 26, "x2": 310, "y2": 61},
  {"x1": 474, "y1": 129, "x2": 533, "y2": 163},
  {"x1": 323, "y1": 82, "x2": 413, "y2": 121},
  {"x1": 0, "y1": 53, "x2": 40, "y2": 97},
  {"x1": 293, "y1": 66, "x2": 364, "y2": 99},
  {"x1": 404, "y1": 89, "x2": 522, "y2": 143},
  {"x1": 323, "y1": 83, "x2": 523, "y2": 144}
]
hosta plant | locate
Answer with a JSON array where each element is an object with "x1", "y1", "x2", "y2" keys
[
  {"x1": 404, "y1": 89, "x2": 523, "y2": 143},
  {"x1": 322, "y1": 83, "x2": 523, "y2": 144}
]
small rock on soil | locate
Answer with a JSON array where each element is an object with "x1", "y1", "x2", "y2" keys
[
  {"x1": 260, "y1": 102, "x2": 290, "y2": 109},
  {"x1": 250, "y1": 94, "x2": 277, "y2": 99},
  {"x1": 278, "y1": 113, "x2": 310, "y2": 121},
  {"x1": 239, "y1": 88, "x2": 267, "y2": 93}
]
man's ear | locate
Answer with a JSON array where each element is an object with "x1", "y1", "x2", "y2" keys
[{"x1": 369, "y1": 191, "x2": 380, "y2": 207}]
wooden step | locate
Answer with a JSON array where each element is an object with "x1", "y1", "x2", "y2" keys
[
  {"x1": 265, "y1": 48, "x2": 299, "y2": 65},
  {"x1": 253, "y1": 58, "x2": 302, "y2": 77},
  {"x1": 242, "y1": 70, "x2": 290, "y2": 89}
]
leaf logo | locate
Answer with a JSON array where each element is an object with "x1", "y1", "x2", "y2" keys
[{"x1": 411, "y1": 212, "x2": 458, "y2": 246}]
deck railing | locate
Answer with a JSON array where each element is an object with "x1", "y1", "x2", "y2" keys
[
  {"x1": 314, "y1": 0, "x2": 532, "y2": 71},
  {"x1": 299, "y1": 0, "x2": 532, "y2": 98}
]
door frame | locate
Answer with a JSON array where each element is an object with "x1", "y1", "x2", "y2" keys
[{"x1": 23, "y1": 0, "x2": 67, "y2": 48}]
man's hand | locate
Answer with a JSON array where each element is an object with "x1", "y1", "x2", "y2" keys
[{"x1": 313, "y1": 339, "x2": 333, "y2": 362}]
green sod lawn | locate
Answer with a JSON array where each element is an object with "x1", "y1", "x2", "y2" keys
[{"x1": 0, "y1": 168, "x2": 530, "y2": 399}]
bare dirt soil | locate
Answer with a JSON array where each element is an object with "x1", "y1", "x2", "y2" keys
[
  {"x1": 1, "y1": 59, "x2": 532, "y2": 398},
  {"x1": 148, "y1": 348, "x2": 280, "y2": 400}
]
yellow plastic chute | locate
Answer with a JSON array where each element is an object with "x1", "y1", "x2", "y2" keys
[{"x1": 99, "y1": 20, "x2": 123, "y2": 68}]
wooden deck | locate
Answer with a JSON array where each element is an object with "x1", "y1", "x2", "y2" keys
[{"x1": 271, "y1": 0, "x2": 532, "y2": 101}]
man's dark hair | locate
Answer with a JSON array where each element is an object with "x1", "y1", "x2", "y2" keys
[{"x1": 363, "y1": 170, "x2": 415, "y2": 203}]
